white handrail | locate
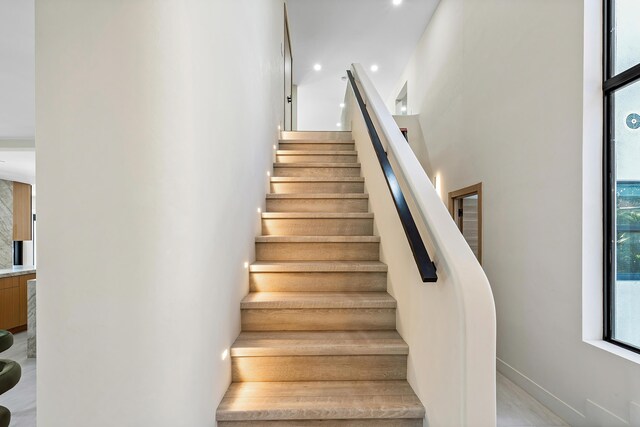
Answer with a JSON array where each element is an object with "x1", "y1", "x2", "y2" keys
[{"x1": 351, "y1": 63, "x2": 497, "y2": 426}]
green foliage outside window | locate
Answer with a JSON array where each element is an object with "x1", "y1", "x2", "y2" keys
[{"x1": 617, "y1": 183, "x2": 640, "y2": 277}]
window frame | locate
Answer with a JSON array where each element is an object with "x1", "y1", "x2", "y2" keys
[{"x1": 603, "y1": 0, "x2": 640, "y2": 354}]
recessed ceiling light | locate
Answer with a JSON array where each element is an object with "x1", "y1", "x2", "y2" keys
[
  {"x1": 340, "y1": 103, "x2": 345, "y2": 108},
  {"x1": 392, "y1": 0, "x2": 403, "y2": 5},
  {"x1": 401, "y1": 106, "x2": 407, "y2": 112},
  {"x1": 370, "y1": 64, "x2": 379, "y2": 72},
  {"x1": 313, "y1": 63, "x2": 322, "y2": 71},
  {"x1": 336, "y1": 122, "x2": 341, "y2": 127}
]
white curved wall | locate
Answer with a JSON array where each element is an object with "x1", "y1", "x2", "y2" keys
[
  {"x1": 389, "y1": 0, "x2": 640, "y2": 425},
  {"x1": 345, "y1": 64, "x2": 496, "y2": 426},
  {"x1": 36, "y1": 1, "x2": 284, "y2": 425}
]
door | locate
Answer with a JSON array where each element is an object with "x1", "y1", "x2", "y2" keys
[
  {"x1": 283, "y1": 6, "x2": 293, "y2": 131},
  {"x1": 449, "y1": 183, "x2": 482, "y2": 263}
]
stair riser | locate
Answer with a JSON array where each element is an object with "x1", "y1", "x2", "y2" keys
[
  {"x1": 262, "y1": 218, "x2": 373, "y2": 236},
  {"x1": 241, "y1": 308, "x2": 396, "y2": 331},
  {"x1": 271, "y1": 182, "x2": 364, "y2": 194},
  {"x1": 281, "y1": 132, "x2": 352, "y2": 141},
  {"x1": 279, "y1": 142, "x2": 355, "y2": 151},
  {"x1": 232, "y1": 355, "x2": 407, "y2": 382},
  {"x1": 219, "y1": 420, "x2": 422, "y2": 426},
  {"x1": 276, "y1": 154, "x2": 357, "y2": 164},
  {"x1": 266, "y1": 198, "x2": 369, "y2": 213},
  {"x1": 273, "y1": 166, "x2": 361, "y2": 177},
  {"x1": 256, "y1": 242, "x2": 379, "y2": 261},
  {"x1": 250, "y1": 272, "x2": 387, "y2": 292}
]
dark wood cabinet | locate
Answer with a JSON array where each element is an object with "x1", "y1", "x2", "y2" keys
[{"x1": 0, "y1": 273, "x2": 36, "y2": 331}]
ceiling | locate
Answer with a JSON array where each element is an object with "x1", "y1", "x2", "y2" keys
[
  {"x1": 0, "y1": 0, "x2": 34, "y2": 139},
  {"x1": 287, "y1": 0, "x2": 439, "y2": 130},
  {"x1": 0, "y1": 0, "x2": 35, "y2": 184}
]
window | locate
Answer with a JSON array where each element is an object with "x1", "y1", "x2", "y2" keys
[{"x1": 604, "y1": 0, "x2": 640, "y2": 353}]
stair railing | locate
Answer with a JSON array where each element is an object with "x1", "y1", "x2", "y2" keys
[
  {"x1": 345, "y1": 63, "x2": 496, "y2": 426},
  {"x1": 346, "y1": 70, "x2": 437, "y2": 282}
]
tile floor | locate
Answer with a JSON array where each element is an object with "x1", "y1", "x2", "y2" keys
[
  {"x1": 497, "y1": 372, "x2": 569, "y2": 426},
  {"x1": 0, "y1": 332, "x2": 569, "y2": 427},
  {"x1": 0, "y1": 332, "x2": 36, "y2": 427}
]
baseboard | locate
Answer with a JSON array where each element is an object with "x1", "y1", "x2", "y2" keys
[
  {"x1": 498, "y1": 358, "x2": 640, "y2": 427},
  {"x1": 585, "y1": 399, "x2": 629, "y2": 427},
  {"x1": 497, "y1": 357, "x2": 586, "y2": 426},
  {"x1": 630, "y1": 402, "x2": 640, "y2": 427},
  {"x1": 7, "y1": 324, "x2": 27, "y2": 334}
]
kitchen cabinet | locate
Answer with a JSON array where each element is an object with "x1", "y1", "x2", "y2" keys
[
  {"x1": 0, "y1": 273, "x2": 36, "y2": 331},
  {"x1": 13, "y1": 182, "x2": 32, "y2": 241}
]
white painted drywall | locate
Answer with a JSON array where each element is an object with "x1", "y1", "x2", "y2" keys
[
  {"x1": 392, "y1": 114, "x2": 433, "y2": 178},
  {"x1": 389, "y1": 0, "x2": 640, "y2": 425},
  {"x1": 36, "y1": 1, "x2": 284, "y2": 425}
]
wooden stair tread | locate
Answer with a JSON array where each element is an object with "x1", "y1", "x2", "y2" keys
[
  {"x1": 279, "y1": 139, "x2": 356, "y2": 144},
  {"x1": 271, "y1": 177, "x2": 364, "y2": 182},
  {"x1": 232, "y1": 331, "x2": 408, "y2": 356},
  {"x1": 281, "y1": 131, "x2": 353, "y2": 141},
  {"x1": 274, "y1": 162, "x2": 361, "y2": 168},
  {"x1": 241, "y1": 292, "x2": 396, "y2": 309},
  {"x1": 255, "y1": 236, "x2": 379, "y2": 243},
  {"x1": 217, "y1": 380, "x2": 425, "y2": 421},
  {"x1": 266, "y1": 193, "x2": 368, "y2": 199},
  {"x1": 217, "y1": 127, "x2": 424, "y2": 423},
  {"x1": 249, "y1": 261, "x2": 387, "y2": 272},
  {"x1": 262, "y1": 212, "x2": 373, "y2": 219},
  {"x1": 276, "y1": 150, "x2": 357, "y2": 155}
]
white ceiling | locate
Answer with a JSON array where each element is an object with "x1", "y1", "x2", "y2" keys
[
  {"x1": 0, "y1": 0, "x2": 35, "y2": 184},
  {"x1": 0, "y1": 0, "x2": 34, "y2": 139},
  {"x1": 0, "y1": 0, "x2": 438, "y2": 180},
  {"x1": 0, "y1": 148, "x2": 35, "y2": 185},
  {"x1": 287, "y1": 0, "x2": 439, "y2": 130}
]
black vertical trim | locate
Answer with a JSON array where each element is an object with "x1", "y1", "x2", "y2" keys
[
  {"x1": 603, "y1": 0, "x2": 613, "y2": 81},
  {"x1": 603, "y1": 92, "x2": 614, "y2": 341},
  {"x1": 602, "y1": 0, "x2": 640, "y2": 354},
  {"x1": 12, "y1": 241, "x2": 23, "y2": 266},
  {"x1": 603, "y1": 0, "x2": 615, "y2": 349}
]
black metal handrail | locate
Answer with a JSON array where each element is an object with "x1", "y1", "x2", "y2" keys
[{"x1": 346, "y1": 70, "x2": 437, "y2": 282}]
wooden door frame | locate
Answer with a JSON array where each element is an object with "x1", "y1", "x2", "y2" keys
[{"x1": 448, "y1": 183, "x2": 483, "y2": 264}]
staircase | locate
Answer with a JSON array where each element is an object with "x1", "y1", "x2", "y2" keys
[{"x1": 216, "y1": 131, "x2": 426, "y2": 426}]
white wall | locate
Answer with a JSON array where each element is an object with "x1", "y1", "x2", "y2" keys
[
  {"x1": 390, "y1": 0, "x2": 640, "y2": 425},
  {"x1": 297, "y1": 82, "x2": 347, "y2": 131},
  {"x1": 36, "y1": 1, "x2": 284, "y2": 425},
  {"x1": 393, "y1": 114, "x2": 433, "y2": 178}
]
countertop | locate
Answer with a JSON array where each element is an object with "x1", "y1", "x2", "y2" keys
[{"x1": 0, "y1": 265, "x2": 36, "y2": 279}]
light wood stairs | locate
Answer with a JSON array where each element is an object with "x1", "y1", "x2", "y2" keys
[{"x1": 216, "y1": 131, "x2": 426, "y2": 426}]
